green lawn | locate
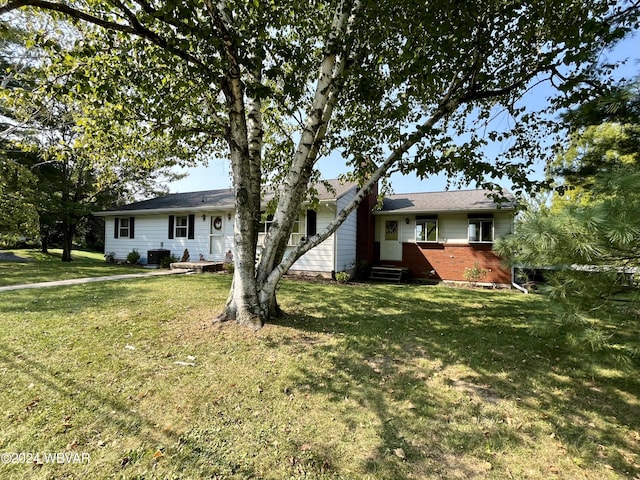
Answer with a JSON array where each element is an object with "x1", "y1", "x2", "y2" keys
[
  {"x1": 0, "y1": 249, "x2": 147, "y2": 287},
  {"x1": 0, "y1": 273, "x2": 638, "y2": 479}
]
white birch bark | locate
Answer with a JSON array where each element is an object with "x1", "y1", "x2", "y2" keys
[{"x1": 256, "y1": 0, "x2": 360, "y2": 286}]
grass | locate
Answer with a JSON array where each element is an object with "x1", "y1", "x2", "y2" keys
[
  {"x1": 0, "y1": 249, "x2": 148, "y2": 287},
  {"x1": 0, "y1": 266, "x2": 638, "y2": 478}
]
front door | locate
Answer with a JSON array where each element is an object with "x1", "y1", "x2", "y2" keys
[
  {"x1": 209, "y1": 215, "x2": 224, "y2": 260},
  {"x1": 380, "y1": 218, "x2": 402, "y2": 261}
]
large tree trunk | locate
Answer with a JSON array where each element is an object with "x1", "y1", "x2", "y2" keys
[
  {"x1": 214, "y1": 52, "x2": 266, "y2": 327},
  {"x1": 40, "y1": 227, "x2": 49, "y2": 254},
  {"x1": 61, "y1": 222, "x2": 75, "y2": 262},
  {"x1": 213, "y1": 0, "x2": 358, "y2": 329}
]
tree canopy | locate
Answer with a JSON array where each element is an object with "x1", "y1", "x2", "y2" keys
[
  {"x1": 1, "y1": 0, "x2": 638, "y2": 325},
  {"x1": 0, "y1": 16, "x2": 187, "y2": 258},
  {"x1": 496, "y1": 80, "x2": 640, "y2": 359}
]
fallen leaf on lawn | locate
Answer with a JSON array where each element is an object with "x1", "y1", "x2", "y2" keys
[
  {"x1": 153, "y1": 450, "x2": 164, "y2": 460},
  {"x1": 300, "y1": 444, "x2": 312, "y2": 451},
  {"x1": 394, "y1": 448, "x2": 406, "y2": 459},
  {"x1": 25, "y1": 398, "x2": 40, "y2": 411}
]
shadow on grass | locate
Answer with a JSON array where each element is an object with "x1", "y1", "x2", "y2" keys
[
  {"x1": 270, "y1": 281, "x2": 640, "y2": 478},
  {"x1": 0, "y1": 278, "x2": 255, "y2": 479},
  {"x1": 0, "y1": 342, "x2": 259, "y2": 478}
]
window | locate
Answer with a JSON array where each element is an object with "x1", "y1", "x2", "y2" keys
[
  {"x1": 416, "y1": 216, "x2": 437, "y2": 242},
  {"x1": 114, "y1": 217, "x2": 135, "y2": 239},
  {"x1": 258, "y1": 212, "x2": 307, "y2": 245},
  {"x1": 385, "y1": 220, "x2": 398, "y2": 241},
  {"x1": 290, "y1": 215, "x2": 304, "y2": 245},
  {"x1": 468, "y1": 217, "x2": 493, "y2": 242},
  {"x1": 119, "y1": 218, "x2": 130, "y2": 237},
  {"x1": 258, "y1": 213, "x2": 274, "y2": 235},
  {"x1": 168, "y1": 214, "x2": 195, "y2": 239},
  {"x1": 175, "y1": 216, "x2": 188, "y2": 238}
]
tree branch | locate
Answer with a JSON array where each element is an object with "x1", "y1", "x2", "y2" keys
[
  {"x1": 1, "y1": 0, "x2": 135, "y2": 33},
  {"x1": 130, "y1": 0, "x2": 199, "y2": 36},
  {"x1": 1, "y1": 0, "x2": 213, "y2": 74}
]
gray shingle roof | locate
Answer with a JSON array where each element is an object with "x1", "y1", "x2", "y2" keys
[
  {"x1": 114, "y1": 188, "x2": 235, "y2": 212},
  {"x1": 378, "y1": 189, "x2": 516, "y2": 214},
  {"x1": 95, "y1": 179, "x2": 356, "y2": 215}
]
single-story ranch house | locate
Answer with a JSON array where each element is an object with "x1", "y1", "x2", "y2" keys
[{"x1": 94, "y1": 180, "x2": 516, "y2": 286}]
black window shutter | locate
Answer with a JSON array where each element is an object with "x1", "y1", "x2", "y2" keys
[
  {"x1": 129, "y1": 217, "x2": 135, "y2": 239},
  {"x1": 168, "y1": 215, "x2": 175, "y2": 239},
  {"x1": 188, "y1": 214, "x2": 195, "y2": 239},
  {"x1": 114, "y1": 218, "x2": 119, "y2": 238},
  {"x1": 306, "y1": 210, "x2": 317, "y2": 237}
]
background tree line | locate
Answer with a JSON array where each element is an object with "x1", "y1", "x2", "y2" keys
[{"x1": 0, "y1": 18, "x2": 186, "y2": 259}]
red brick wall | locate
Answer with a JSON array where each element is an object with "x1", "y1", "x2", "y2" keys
[{"x1": 376, "y1": 242, "x2": 511, "y2": 285}]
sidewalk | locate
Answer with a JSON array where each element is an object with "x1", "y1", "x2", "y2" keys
[{"x1": 0, "y1": 268, "x2": 191, "y2": 292}]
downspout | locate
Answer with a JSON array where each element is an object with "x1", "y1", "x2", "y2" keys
[
  {"x1": 326, "y1": 201, "x2": 338, "y2": 277},
  {"x1": 511, "y1": 266, "x2": 528, "y2": 294},
  {"x1": 509, "y1": 212, "x2": 527, "y2": 293}
]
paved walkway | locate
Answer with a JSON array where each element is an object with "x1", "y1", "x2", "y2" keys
[{"x1": 0, "y1": 269, "x2": 192, "y2": 292}]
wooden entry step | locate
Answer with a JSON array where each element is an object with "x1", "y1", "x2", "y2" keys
[
  {"x1": 369, "y1": 266, "x2": 409, "y2": 284},
  {"x1": 170, "y1": 261, "x2": 223, "y2": 273}
]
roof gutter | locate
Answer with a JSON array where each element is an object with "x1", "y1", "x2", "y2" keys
[
  {"x1": 93, "y1": 204, "x2": 236, "y2": 217},
  {"x1": 373, "y1": 208, "x2": 515, "y2": 216}
]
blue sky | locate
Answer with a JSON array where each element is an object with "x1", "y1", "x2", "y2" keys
[{"x1": 169, "y1": 34, "x2": 639, "y2": 195}]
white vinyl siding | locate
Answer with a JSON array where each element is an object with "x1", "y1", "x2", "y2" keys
[
  {"x1": 382, "y1": 212, "x2": 514, "y2": 246},
  {"x1": 290, "y1": 186, "x2": 358, "y2": 274},
  {"x1": 289, "y1": 206, "x2": 335, "y2": 273},
  {"x1": 104, "y1": 212, "x2": 233, "y2": 263},
  {"x1": 493, "y1": 212, "x2": 513, "y2": 239},
  {"x1": 436, "y1": 214, "x2": 469, "y2": 244},
  {"x1": 333, "y1": 188, "x2": 358, "y2": 272}
]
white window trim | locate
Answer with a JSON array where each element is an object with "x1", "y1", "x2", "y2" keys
[
  {"x1": 175, "y1": 215, "x2": 188, "y2": 238},
  {"x1": 415, "y1": 218, "x2": 438, "y2": 243},
  {"x1": 258, "y1": 213, "x2": 306, "y2": 246},
  {"x1": 118, "y1": 217, "x2": 130, "y2": 238},
  {"x1": 468, "y1": 218, "x2": 494, "y2": 243}
]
